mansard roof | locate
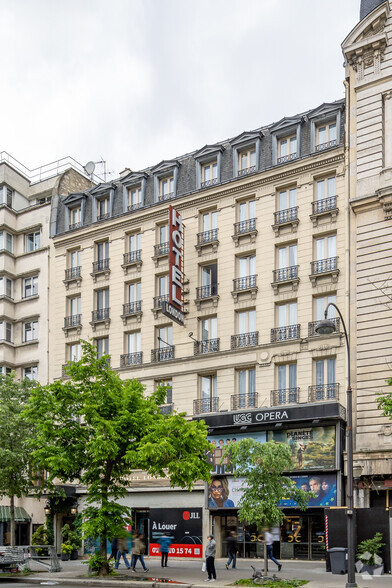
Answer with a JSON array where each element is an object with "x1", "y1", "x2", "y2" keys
[
  {"x1": 360, "y1": 0, "x2": 387, "y2": 20},
  {"x1": 230, "y1": 130, "x2": 264, "y2": 147},
  {"x1": 194, "y1": 144, "x2": 225, "y2": 159},
  {"x1": 120, "y1": 170, "x2": 149, "y2": 185},
  {"x1": 151, "y1": 159, "x2": 180, "y2": 174},
  {"x1": 270, "y1": 115, "x2": 305, "y2": 133},
  {"x1": 62, "y1": 192, "x2": 87, "y2": 205},
  {"x1": 307, "y1": 100, "x2": 345, "y2": 120},
  {"x1": 90, "y1": 182, "x2": 116, "y2": 195}
]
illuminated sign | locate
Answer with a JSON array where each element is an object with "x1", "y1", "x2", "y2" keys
[{"x1": 163, "y1": 205, "x2": 184, "y2": 326}]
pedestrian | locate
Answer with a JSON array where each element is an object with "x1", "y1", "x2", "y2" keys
[
  {"x1": 225, "y1": 531, "x2": 238, "y2": 569},
  {"x1": 108, "y1": 537, "x2": 118, "y2": 562},
  {"x1": 204, "y1": 534, "x2": 216, "y2": 582},
  {"x1": 115, "y1": 536, "x2": 131, "y2": 570},
  {"x1": 158, "y1": 531, "x2": 172, "y2": 567},
  {"x1": 264, "y1": 528, "x2": 282, "y2": 571},
  {"x1": 131, "y1": 533, "x2": 149, "y2": 573}
]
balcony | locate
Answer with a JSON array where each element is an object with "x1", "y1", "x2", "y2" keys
[
  {"x1": 195, "y1": 229, "x2": 219, "y2": 255},
  {"x1": 153, "y1": 242, "x2": 169, "y2": 257},
  {"x1": 231, "y1": 331, "x2": 259, "y2": 349},
  {"x1": 159, "y1": 402, "x2": 174, "y2": 415},
  {"x1": 158, "y1": 192, "x2": 174, "y2": 202},
  {"x1": 63, "y1": 266, "x2": 82, "y2": 289},
  {"x1": 151, "y1": 346, "x2": 175, "y2": 362},
  {"x1": 195, "y1": 284, "x2": 219, "y2": 309},
  {"x1": 201, "y1": 178, "x2": 218, "y2": 189},
  {"x1": 128, "y1": 202, "x2": 143, "y2": 212},
  {"x1": 232, "y1": 275, "x2": 258, "y2": 301},
  {"x1": 231, "y1": 392, "x2": 258, "y2": 410},
  {"x1": 315, "y1": 139, "x2": 337, "y2": 152},
  {"x1": 232, "y1": 218, "x2": 257, "y2": 245},
  {"x1": 271, "y1": 265, "x2": 299, "y2": 294},
  {"x1": 270, "y1": 324, "x2": 300, "y2": 343},
  {"x1": 97, "y1": 212, "x2": 110, "y2": 222},
  {"x1": 272, "y1": 206, "x2": 299, "y2": 236},
  {"x1": 91, "y1": 308, "x2": 110, "y2": 330},
  {"x1": 310, "y1": 257, "x2": 339, "y2": 286},
  {"x1": 308, "y1": 317, "x2": 340, "y2": 338},
  {"x1": 308, "y1": 383, "x2": 339, "y2": 402},
  {"x1": 310, "y1": 195, "x2": 338, "y2": 226},
  {"x1": 193, "y1": 397, "x2": 219, "y2": 414},
  {"x1": 91, "y1": 258, "x2": 110, "y2": 282},
  {"x1": 194, "y1": 338, "x2": 220, "y2": 355},
  {"x1": 122, "y1": 250, "x2": 142, "y2": 273},
  {"x1": 271, "y1": 387, "x2": 300, "y2": 406},
  {"x1": 120, "y1": 352, "x2": 143, "y2": 367},
  {"x1": 69, "y1": 222, "x2": 82, "y2": 230},
  {"x1": 63, "y1": 314, "x2": 82, "y2": 335},
  {"x1": 277, "y1": 152, "x2": 298, "y2": 165},
  {"x1": 238, "y1": 165, "x2": 256, "y2": 177},
  {"x1": 122, "y1": 301, "x2": 142, "y2": 322}
]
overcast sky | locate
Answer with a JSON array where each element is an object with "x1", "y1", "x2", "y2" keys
[{"x1": 1, "y1": 0, "x2": 359, "y2": 180}]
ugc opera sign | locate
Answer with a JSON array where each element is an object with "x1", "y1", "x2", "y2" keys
[{"x1": 162, "y1": 205, "x2": 185, "y2": 326}]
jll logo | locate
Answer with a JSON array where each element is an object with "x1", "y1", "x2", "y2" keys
[{"x1": 183, "y1": 511, "x2": 200, "y2": 520}]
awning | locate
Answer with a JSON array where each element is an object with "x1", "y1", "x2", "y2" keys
[{"x1": 0, "y1": 506, "x2": 31, "y2": 523}]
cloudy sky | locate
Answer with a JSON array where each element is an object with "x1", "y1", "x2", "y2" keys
[{"x1": 2, "y1": 0, "x2": 359, "y2": 180}]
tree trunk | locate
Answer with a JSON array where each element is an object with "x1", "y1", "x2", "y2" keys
[
  {"x1": 263, "y1": 542, "x2": 268, "y2": 575},
  {"x1": 10, "y1": 494, "x2": 15, "y2": 547}
]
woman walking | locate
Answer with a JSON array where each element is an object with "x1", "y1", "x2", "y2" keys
[
  {"x1": 131, "y1": 533, "x2": 149, "y2": 573},
  {"x1": 204, "y1": 534, "x2": 216, "y2": 582}
]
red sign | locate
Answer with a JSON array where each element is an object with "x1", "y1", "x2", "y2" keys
[
  {"x1": 149, "y1": 543, "x2": 202, "y2": 558},
  {"x1": 163, "y1": 205, "x2": 185, "y2": 326}
]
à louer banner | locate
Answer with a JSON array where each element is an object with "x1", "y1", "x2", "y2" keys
[{"x1": 149, "y1": 508, "x2": 202, "y2": 558}]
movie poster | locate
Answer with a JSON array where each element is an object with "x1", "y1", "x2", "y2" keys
[
  {"x1": 267, "y1": 426, "x2": 336, "y2": 470},
  {"x1": 207, "y1": 476, "x2": 246, "y2": 509},
  {"x1": 149, "y1": 508, "x2": 202, "y2": 558},
  {"x1": 207, "y1": 431, "x2": 266, "y2": 475},
  {"x1": 279, "y1": 473, "x2": 337, "y2": 507}
]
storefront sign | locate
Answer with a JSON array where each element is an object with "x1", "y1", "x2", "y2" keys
[
  {"x1": 267, "y1": 426, "x2": 336, "y2": 470},
  {"x1": 163, "y1": 205, "x2": 184, "y2": 326},
  {"x1": 149, "y1": 508, "x2": 202, "y2": 558},
  {"x1": 279, "y1": 473, "x2": 337, "y2": 507},
  {"x1": 207, "y1": 476, "x2": 246, "y2": 509},
  {"x1": 207, "y1": 431, "x2": 266, "y2": 475}
]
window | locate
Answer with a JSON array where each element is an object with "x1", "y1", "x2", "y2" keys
[
  {"x1": 154, "y1": 325, "x2": 174, "y2": 361},
  {"x1": 129, "y1": 233, "x2": 141, "y2": 253},
  {"x1": 239, "y1": 199, "x2": 256, "y2": 222},
  {"x1": 97, "y1": 241, "x2": 109, "y2": 262},
  {"x1": 279, "y1": 188, "x2": 297, "y2": 212},
  {"x1": 238, "y1": 147, "x2": 256, "y2": 175},
  {"x1": 26, "y1": 231, "x2": 40, "y2": 253},
  {"x1": 24, "y1": 366, "x2": 38, "y2": 381},
  {"x1": 278, "y1": 136, "x2": 297, "y2": 163},
  {"x1": 238, "y1": 255, "x2": 256, "y2": 278},
  {"x1": 0, "y1": 322, "x2": 12, "y2": 343},
  {"x1": 128, "y1": 281, "x2": 141, "y2": 303},
  {"x1": 157, "y1": 275, "x2": 168, "y2": 296},
  {"x1": 97, "y1": 197, "x2": 110, "y2": 220},
  {"x1": 96, "y1": 337, "x2": 109, "y2": 358},
  {"x1": 237, "y1": 368, "x2": 256, "y2": 405},
  {"x1": 277, "y1": 363, "x2": 298, "y2": 403},
  {"x1": 316, "y1": 121, "x2": 337, "y2": 150},
  {"x1": 314, "y1": 235, "x2": 337, "y2": 272},
  {"x1": 202, "y1": 211, "x2": 218, "y2": 233},
  {"x1": 127, "y1": 331, "x2": 141, "y2": 354},
  {"x1": 314, "y1": 294, "x2": 336, "y2": 321},
  {"x1": 128, "y1": 187, "x2": 142, "y2": 211},
  {"x1": 201, "y1": 374, "x2": 217, "y2": 401},
  {"x1": 0, "y1": 231, "x2": 13, "y2": 253},
  {"x1": 23, "y1": 320, "x2": 38, "y2": 342},
  {"x1": 201, "y1": 161, "x2": 218, "y2": 187},
  {"x1": 68, "y1": 343, "x2": 81, "y2": 362},
  {"x1": 0, "y1": 276, "x2": 13, "y2": 298},
  {"x1": 158, "y1": 325, "x2": 172, "y2": 347},
  {"x1": 238, "y1": 309, "x2": 256, "y2": 334},
  {"x1": 314, "y1": 176, "x2": 337, "y2": 214},
  {"x1": 96, "y1": 288, "x2": 109, "y2": 311},
  {"x1": 155, "y1": 225, "x2": 169, "y2": 256},
  {"x1": 23, "y1": 276, "x2": 38, "y2": 298},
  {"x1": 70, "y1": 207, "x2": 81, "y2": 228},
  {"x1": 199, "y1": 316, "x2": 218, "y2": 352},
  {"x1": 313, "y1": 358, "x2": 337, "y2": 400},
  {"x1": 273, "y1": 302, "x2": 299, "y2": 340},
  {"x1": 159, "y1": 225, "x2": 168, "y2": 244},
  {"x1": 159, "y1": 176, "x2": 174, "y2": 201},
  {"x1": 156, "y1": 379, "x2": 173, "y2": 405},
  {"x1": 4, "y1": 187, "x2": 13, "y2": 208},
  {"x1": 69, "y1": 295, "x2": 81, "y2": 317},
  {"x1": 199, "y1": 263, "x2": 218, "y2": 297},
  {"x1": 0, "y1": 365, "x2": 12, "y2": 376},
  {"x1": 70, "y1": 250, "x2": 81, "y2": 269},
  {"x1": 276, "y1": 244, "x2": 297, "y2": 280}
]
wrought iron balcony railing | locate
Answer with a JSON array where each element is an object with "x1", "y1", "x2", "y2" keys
[
  {"x1": 69, "y1": 222, "x2": 82, "y2": 230},
  {"x1": 233, "y1": 275, "x2": 257, "y2": 292},
  {"x1": 272, "y1": 266, "x2": 298, "y2": 283},
  {"x1": 64, "y1": 266, "x2": 81, "y2": 281},
  {"x1": 153, "y1": 242, "x2": 169, "y2": 257},
  {"x1": 315, "y1": 139, "x2": 337, "y2": 151},
  {"x1": 312, "y1": 195, "x2": 337, "y2": 215},
  {"x1": 91, "y1": 308, "x2": 110, "y2": 323},
  {"x1": 97, "y1": 212, "x2": 110, "y2": 221},
  {"x1": 122, "y1": 301, "x2": 142, "y2": 316},
  {"x1": 195, "y1": 284, "x2": 218, "y2": 299},
  {"x1": 120, "y1": 352, "x2": 143, "y2": 367},
  {"x1": 277, "y1": 152, "x2": 298, "y2": 164},
  {"x1": 231, "y1": 331, "x2": 259, "y2": 349},
  {"x1": 308, "y1": 317, "x2": 340, "y2": 337},
  {"x1": 92, "y1": 258, "x2": 109, "y2": 273},
  {"x1": 273, "y1": 206, "x2": 298, "y2": 225},
  {"x1": 201, "y1": 178, "x2": 218, "y2": 188},
  {"x1": 194, "y1": 338, "x2": 220, "y2": 355},
  {"x1": 64, "y1": 315, "x2": 81, "y2": 329},
  {"x1": 193, "y1": 397, "x2": 219, "y2": 414},
  {"x1": 271, "y1": 387, "x2": 300, "y2": 406},
  {"x1": 153, "y1": 294, "x2": 169, "y2": 310},
  {"x1": 123, "y1": 250, "x2": 141, "y2": 265},
  {"x1": 159, "y1": 402, "x2": 174, "y2": 415},
  {"x1": 238, "y1": 165, "x2": 256, "y2": 177},
  {"x1": 308, "y1": 383, "x2": 339, "y2": 402},
  {"x1": 233, "y1": 218, "x2": 257, "y2": 235},
  {"x1": 158, "y1": 192, "x2": 174, "y2": 202},
  {"x1": 310, "y1": 257, "x2": 338, "y2": 275},
  {"x1": 197, "y1": 229, "x2": 218, "y2": 245},
  {"x1": 128, "y1": 202, "x2": 143, "y2": 212},
  {"x1": 231, "y1": 392, "x2": 258, "y2": 411},
  {"x1": 151, "y1": 346, "x2": 175, "y2": 362},
  {"x1": 270, "y1": 324, "x2": 300, "y2": 343}
]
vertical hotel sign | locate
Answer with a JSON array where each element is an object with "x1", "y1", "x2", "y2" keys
[{"x1": 162, "y1": 205, "x2": 185, "y2": 326}]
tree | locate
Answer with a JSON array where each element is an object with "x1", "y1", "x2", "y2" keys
[
  {"x1": 228, "y1": 438, "x2": 311, "y2": 574},
  {"x1": 378, "y1": 376, "x2": 392, "y2": 417},
  {"x1": 25, "y1": 341, "x2": 211, "y2": 575},
  {"x1": 0, "y1": 374, "x2": 36, "y2": 546}
]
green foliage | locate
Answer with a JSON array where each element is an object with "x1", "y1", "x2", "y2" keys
[
  {"x1": 31, "y1": 525, "x2": 50, "y2": 546},
  {"x1": 378, "y1": 379, "x2": 392, "y2": 418},
  {"x1": 357, "y1": 532, "x2": 385, "y2": 566},
  {"x1": 229, "y1": 439, "x2": 311, "y2": 530},
  {"x1": 234, "y1": 579, "x2": 307, "y2": 587},
  {"x1": 61, "y1": 523, "x2": 82, "y2": 550},
  {"x1": 25, "y1": 340, "x2": 211, "y2": 576},
  {"x1": 87, "y1": 553, "x2": 109, "y2": 574},
  {"x1": 61, "y1": 543, "x2": 73, "y2": 555}
]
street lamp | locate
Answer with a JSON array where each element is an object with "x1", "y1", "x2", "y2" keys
[{"x1": 316, "y1": 302, "x2": 356, "y2": 588}]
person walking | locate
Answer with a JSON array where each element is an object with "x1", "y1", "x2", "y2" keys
[
  {"x1": 131, "y1": 533, "x2": 149, "y2": 573},
  {"x1": 264, "y1": 528, "x2": 282, "y2": 571},
  {"x1": 115, "y1": 536, "x2": 131, "y2": 570},
  {"x1": 225, "y1": 531, "x2": 238, "y2": 569},
  {"x1": 158, "y1": 531, "x2": 172, "y2": 567},
  {"x1": 204, "y1": 534, "x2": 216, "y2": 582},
  {"x1": 108, "y1": 537, "x2": 118, "y2": 562}
]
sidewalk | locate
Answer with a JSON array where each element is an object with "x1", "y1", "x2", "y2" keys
[{"x1": 16, "y1": 557, "x2": 392, "y2": 588}]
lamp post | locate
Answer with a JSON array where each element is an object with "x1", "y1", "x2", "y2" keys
[{"x1": 315, "y1": 302, "x2": 356, "y2": 588}]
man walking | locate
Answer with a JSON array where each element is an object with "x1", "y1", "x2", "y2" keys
[
  {"x1": 115, "y1": 536, "x2": 131, "y2": 570},
  {"x1": 158, "y1": 531, "x2": 172, "y2": 567},
  {"x1": 264, "y1": 528, "x2": 282, "y2": 572},
  {"x1": 225, "y1": 531, "x2": 238, "y2": 569},
  {"x1": 205, "y1": 534, "x2": 216, "y2": 582}
]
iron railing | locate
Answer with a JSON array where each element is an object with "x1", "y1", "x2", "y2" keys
[
  {"x1": 91, "y1": 308, "x2": 110, "y2": 322},
  {"x1": 308, "y1": 383, "x2": 339, "y2": 402},
  {"x1": 158, "y1": 192, "x2": 174, "y2": 202},
  {"x1": 64, "y1": 266, "x2": 81, "y2": 281},
  {"x1": 69, "y1": 222, "x2": 82, "y2": 230},
  {"x1": 154, "y1": 242, "x2": 169, "y2": 256},
  {"x1": 271, "y1": 387, "x2": 300, "y2": 405},
  {"x1": 97, "y1": 213, "x2": 110, "y2": 221},
  {"x1": 128, "y1": 202, "x2": 143, "y2": 212},
  {"x1": 308, "y1": 317, "x2": 340, "y2": 337},
  {"x1": 201, "y1": 178, "x2": 218, "y2": 188},
  {"x1": 277, "y1": 152, "x2": 298, "y2": 164},
  {"x1": 231, "y1": 332, "x2": 259, "y2": 349},
  {"x1": 194, "y1": 338, "x2": 220, "y2": 354},
  {"x1": 270, "y1": 324, "x2": 300, "y2": 342},
  {"x1": 238, "y1": 165, "x2": 256, "y2": 177},
  {"x1": 197, "y1": 229, "x2": 218, "y2": 245},
  {"x1": 233, "y1": 218, "x2": 256, "y2": 235},
  {"x1": 122, "y1": 301, "x2": 142, "y2": 316},
  {"x1": 233, "y1": 275, "x2": 257, "y2": 292},
  {"x1": 272, "y1": 266, "x2": 298, "y2": 283},
  {"x1": 312, "y1": 195, "x2": 337, "y2": 215},
  {"x1": 231, "y1": 393, "x2": 258, "y2": 410},
  {"x1": 195, "y1": 284, "x2": 218, "y2": 299},
  {"x1": 151, "y1": 346, "x2": 175, "y2": 362},
  {"x1": 120, "y1": 352, "x2": 143, "y2": 367},
  {"x1": 315, "y1": 139, "x2": 337, "y2": 151},
  {"x1": 92, "y1": 258, "x2": 109, "y2": 273},
  {"x1": 159, "y1": 403, "x2": 174, "y2": 415},
  {"x1": 153, "y1": 294, "x2": 169, "y2": 310},
  {"x1": 193, "y1": 397, "x2": 219, "y2": 414},
  {"x1": 273, "y1": 206, "x2": 298, "y2": 225},
  {"x1": 64, "y1": 315, "x2": 81, "y2": 329},
  {"x1": 123, "y1": 250, "x2": 141, "y2": 265},
  {"x1": 310, "y1": 257, "x2": 338, "y2": 275}
]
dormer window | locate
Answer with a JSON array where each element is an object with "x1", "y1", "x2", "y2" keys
[
  {"x1": 91, "y1": 183, "x2": 115, "y2": 223},
  {"x1": 316, "y1": 122, "x2": 337, "y2": 151},
  {"x1": 97, "y1": 197, "x2": 110, "y2": 221},
  {"x1": 194, "y1": 145, "x2": 224, "y2": 189},
  {"x1": 63, "y1": 192, "x2": 86, "y2": 232},
  {"x1": 278, "y1": 136, "x2": 297, "y2": 164},
  {"x1": 231, "y1": 131, "x2": 262, "y2": 178},
  {"x1": 160, "y1": 176, "x2": 174, "y2": 201},
  {"x1": 152, "y1": 160, "x2": 179, "y2": 203},
  {"x1": 70, "y1": 207, "x2": 81, "y2": 229},
  {"x1": 128, "y1": 186, "x2": 142, "y2": 211},
  {"x1": 121, "y1": 171, "x2": 147, "y2": 214},
  {"x1": 201, "y1": 161, "x2": 218, "y2": 188},
  {"x1": 238, "y1": 147, "x2": 256, "y2": 176}
]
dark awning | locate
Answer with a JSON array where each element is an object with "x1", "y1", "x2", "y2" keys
[{"x1": 0, "y1": 506, "x2": 31, "y2": 523}]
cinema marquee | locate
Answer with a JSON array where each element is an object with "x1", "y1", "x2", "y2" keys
[{"x1": 162, "y1": 205, "x2": 185, "y2": 326}]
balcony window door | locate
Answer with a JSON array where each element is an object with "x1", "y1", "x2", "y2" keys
[
  {"x1": 278, "y1": 136, "x2": 297, "y2": 161},
  {"x1": 238, "y1": 368, "x2": 256, "y2": 407},
  {"x1": 128, "y1": 331, "x2": 141, "y2": 354},
  {"x1": 239, "y1": 199, "x2": 256, "y2": 222},
  {"x1": 69, "y1": 343, "x2": 81, "y2": 362},
  {"x1": 238, "y1": 309, "x2": 256, "y2": 335},
  {"x1": 279, "y1": 188, "x2": 296, "y2": 211},
  {"x1": 201, "y1": 263, "x2": 217, "y2": 296},
  {"x1": 97, "y1": 198, "x2": 109, "y2": 218},
  {"x1": 239, "y1": 148, "x2": 256, "y2": 172},
  {"x1": 96, "y1": 337, "x2": 109, "y2": 358},
  {"x1": 158, "y1": 275, "x2": 168, "y2": 297},
  {"x1": 70, "y1": 207, "x2": 81, "y2": 226},
  {"x1": 315, "y1": 358, "x2": 336, "y2": 399},
  {"x1": 128, "y1": 187, "x2": 142, "y2": 210},
  {"x1": 202, "y1": 162, "x2": 217, "y2": 186},
  {"x1": 316, "y1": 177, "x2": 335, "y2": 202},
  {"x1": 316, "y1": 122, "x2": 337, "y2": 147},
  {"x1": 278, "y1": 302, "x2": 297, "y2": 327},
  {"x1": 202, "y1": 211, "x2": 217, "y2": 233},
  {"x1": 160, "y1": 177, "x2": 174, "y2": 199},
  {"x1": 129, "y1": 233, "x2": 141, "y2": 253},
  {"x1": 278, "y1": 363, "x2": 297, "y2": 403},
  {"x1": 315, "y1": 295, "x2": 336, "y2": 320},
  {"x1": 316, "y1": 235, "x2": 336, "y2": 261},
  {"x1": 201, "y1": 317, "x2": 217, "y2": 341},
  {"x1": 97, "y1": 289, "x2": 109, "y2": 311},
  {"x1": 97, "y1": 241, "x2": 109, "y2": 262},
  {"x1": 129, "y1": 282, "x2": 141, "y2": 303},
  {"x1": 69, "y1": 296, "x2": 81, "y2": 316},
  {"x1": 201, "y1": 375, "x2": 217, "y2": 403},
  {"x1": 158, "y1": 325, "x2": 172, "y2": 348},
  {"x1": 70, "y1": 250, "x2": 81, "y2": 269}
]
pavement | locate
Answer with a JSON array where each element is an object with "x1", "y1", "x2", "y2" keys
[{"x1": 2, "y1": 557, "x2": 391, "y2": 588}]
